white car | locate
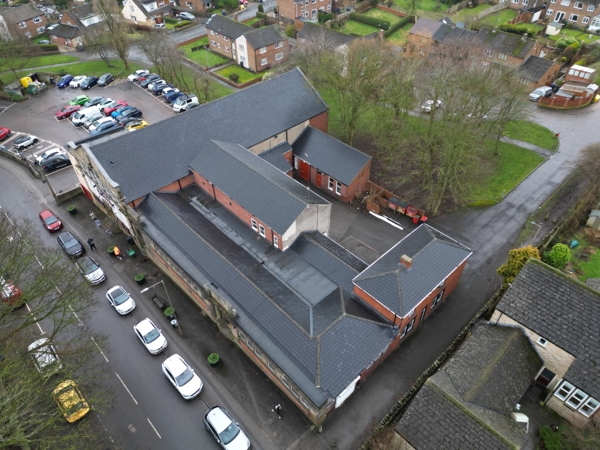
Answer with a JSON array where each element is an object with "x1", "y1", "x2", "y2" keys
[
  {"x1": 36, "y1": 147, "x2": 64, "y2": 164},
  {"x1": 98, "y1": 97, "x2": 114, "y2": 108},
  {"x1": 204, "y1": 406, "x2": 251, "y2": 450},
  {"x1": 106, "y1": 285, "x2": 136, "y2": 315},
  {"x1": 69, "y1": 75, "x2": 87, "y2": 88},
  {"x1": 89, "y1": 116, "x2": 115, "y2": 132},
  {"x1": 13, "y1": 134, "x2": 39, "y2": 150},
  {"x1": 76, "y1": 255, "x2": 106, "y2": 285},
  {"x1": 128, "y1": 69, "x2": 149, "y2": 82},
  {"x1": 161, "y1": 354, "x2": 202, "y2": 400},
  {"x1": 28, "y1": 338, "x2": 63, "y2": 376},
  {"x1": 421, "y1": 99, "x2": 442, "y2": 113},
  {"x1": 134, "y1": 318, "x2": 167, "y2": 354},
  {"x1": 162, "y1": 87, "x2": 179, "y2": 97},
  {"x1": 147, "y1": 79, "x2": 166, "y2": 90},
  {"x1": 179, "y1": 12, "x2": 195, "y2": 20}
]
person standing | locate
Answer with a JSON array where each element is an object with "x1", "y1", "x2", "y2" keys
[
  {"x1": 273, "y1": 404, "x2": 282, "y2": 419},
  {"x1": 87, "y1": 238, "x2": 96, "y2": 251}
]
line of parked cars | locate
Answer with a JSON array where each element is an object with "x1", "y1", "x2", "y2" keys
[
  {"x1": 56, "y1": 73, "x2": 115, "y2": 90},
  {"x1": 128, "y1": 69, "x2": 199, "y2": 113}
]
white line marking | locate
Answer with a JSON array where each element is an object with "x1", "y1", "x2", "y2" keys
[
  {"x1": 24, "y1": 303, "x2": 44, "y2": 334},
  {"x1": 68, "y1": 304, "x2": 81, "y2": 322},
  {"x1": 91, "y1": 337, "x2": 109, "y2": 362},
  {"x1": 0, "y1": 102, "x2": 15, "y2": 116},
  {"x1": 34, "y1": 255, "x2": 44, "y2": 268},
  {"x1": 115, "y1": 372, "x2": 138, "y2": 405},
  {"x1": 147, "y1": 418, "x2": 162, "y2": 439}
]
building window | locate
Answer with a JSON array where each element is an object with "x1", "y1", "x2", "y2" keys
[
  {"x1": 260, "y1": 57, "x2": 267, "y2": 65},
  {"x1": 225, "y1": 46, "x2": 230, "y2": 52},
  {"x1": 561, "y1": 0, "x2": 570, "y2": 4},
  {"x1": 33, "y1": 16, "x2": 42, "y2": 23},
  {"x1": 24, "y1": 31, "x2": 31, "y2": 38},
  {"x1": 275, "y1": 41, "x2": 283, "y2": 48},
  {"x1": 579, "y1": 397, "x2": 600, "y2": 417},
  {"x1": 305, "y1": 11, "x2": 309, "y2": 17},
  {"x1": 215, "y1": 32, "x2": 219, "y2": 37},
  {"x1": 267, "y1": 361, "x2": 277, "y2": 373},
  {"x1": 19, "y1": 22, "x2": 26, "y2": 28},
  {"x1": 522, "y1": 0, "x2": 528, "y2": 4},
  {"x1": 569, "y1": 14, "x2": 579, "y2": 21},
  {"x1": 328, "y1": 177, "x2": 334, "y2": 190},
  {"x1": 259, "y1": 224, "x2": 266, "y2": 237},
  {"x1": 326, "y1": 4, "x2": 331, "y2": 11},
  {"x1": 511, "y1": 0, "x2": 518, "y2": 3},
  {"x1": 210, "y1": 30, "x2": 214, "y2": 35},
  {"x1": 273, "y1": 235, "x2": 278, "y2": 248},
  {"x1": 223, "y1": 36, "x2": 228, "y2": 41},
  {"x1": 37, "y1": 26, "x2": 45, "y2": 33},
  {"x1": 554, "y1": 381, "x2": 575, "y2": 401},
  {"x1": 587, "y1": 4, "x2": 594, "y2": 11},
  {"x1": 537, "y1": 337, "x2": 548, "y2": 347},
  {"x1": 217, "y1": 43, "x2": 221, "y2": 48},
  {"x1": 335, "y1": 181, "x2": 342, "y2": 195},
  {"x1": 254, "y1": 347, "x2": 262, "y2": 360},
  {"x1": 312, "y1": 9, "x2": 317, "y2": 18},
  {"x1": 546, "y1": 9, "x2": 554, "y2": 14},
  {"x1": 238, "y1": 44, "x2": 244, "y2": 51},
  {"x1": 211, "y1": 40, "x2": 216, "y2": 46},
  {"x1": 290, "y1": 386, "x2": 300, "y2": 399},
  {"x1": 583, "y1": 16, "x2": 590, "y2": 23},
  {"x1": 300, "y1": 396, "x2": 310, "y2": 408},
  {"x1": 575, "y1": 1, "x2": 583, "y2": 8},
  {"x1": 401, "y1": 318, "x2": 416, "y2": 338},
  {"x1": 260, "y1": 46, "x2": 267, "y2": 54},
  {"x1": 593, "y1": 17, "x2": 600, "y2": 27},
  {"x1": 275, "y1": 52, "x2": 284, "y2": 60},
  {"x1": 483, "y1": 48, "x2": 494, "y2": 57},
  {"x1": 432, "y1": 289, "x2": 445, "y2": 308},
  {"x1": 246, "y1": 339, "x2": 255, "y2": 351},
  {"x1": 566, "y1": 389, "x2": 588, "y2": 409},
  {"x1": 281, "y1": 375, "x2": 291, "y2": 388},
  {"x1": 251, "y1": 219, "x2": 258, "y2": 231},
  {"x1": 419, "y1": 307, "x2": 427, "y2": 323}
]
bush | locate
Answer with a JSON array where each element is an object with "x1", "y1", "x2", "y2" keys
[
  {"x1": 574, "y1": 59, "x2": 586, "y2": 65},
  {"x1": 214, "y1": 0, "x2": 238, "y2": 10},
  {"x1": 318, "y1": 11, "x2": 333, "y2": 24},
  {"x1": 556, "y1": 35, "x2": 578, "y2": 49},
  {"x1": 544, "y1": 243, "x2": 571, "y2": 269},
  {"x1": 349, "y1": 12, "x2": 390, "y2": 30},
  {"x1": 164, "y1": 17, "x2": 178, "y2": 24},
  {"x1": 498, "y1": 23, "x2": 538, "y2": 35},
  {"x1": 497, "y1": 246, "x2": 540, "y2": 285},
  {"x1": 285, "y1": 24, "x2": 295, "y2": 38},
  {"x1": 538, "y1": 426, "x2": 563, "y2": 450},
  {"x1": 258, "y1": 3, "x2": 263, "y2": 12},
  {"x1": 384, "y1": 15, "x2": 412, "y2": 38},
  {"x1": 229, "y1": 73, "x2": 239, "y2": 82},
  {"x1": 174, "y1": 20, "x2": 191, "y2": 28},
  {"x1": 256, "y1": 11, "x2": 266, "y2": 19},
  {"x1": 39, "y1": 44, "x2": 59, "y2": 51}
]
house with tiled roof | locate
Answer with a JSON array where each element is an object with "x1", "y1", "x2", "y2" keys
[
  {"x1": 492, "y1": 259, "x2": 600, "y2": 426},
  {"x1": 55, "y1": 4, "x2": 104, "y2": 48},
  {"x1": 469, "y1": 27, "x2": 542, "y2": 68},
  {"x1": 278, "y1": 0, "x2": 332, "y2": 21},
  {"x1": 517, "y1": 55, "x2": 561, "y2": 88},
  {"x1": 511, "y1": 0, "x2": 600, "y2": 31},
  {"x1": 0, "y1": 4, "x2": 47, "y2": 39},
  {"x1": 296, "y1": 22, "x2": 356, "y2": 51},
  {"x1": 122, "y1": 0, "x2": 175, "y2": 27}
]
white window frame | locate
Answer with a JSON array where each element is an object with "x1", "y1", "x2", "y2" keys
[
  {"x1": 311, "y1": 9, "x2": 317, "y2": 18},
  {"x1": 400, "y1": 318, "x2": 415, "y2": 338},
  {"x1": 281, "y1": 375, "x2": 291, "y2": 388},
  {"x1": 300, "y1": 396, "x2": 310, "y2": 408},
  {"x1": 275, "y1": 41, "x2": 283, "y2": 48},
  {"x1": 33, "y1": 16, "x2": 42, "y2": 24},
  {"x1": 592, "y1": 17, "x2": 600, "y2": 26},
  {"x1": 251, "y1": 218, "x2": 258, "y2": 231},
  {"x1": 579, "y1": 397, "x2": 600, "y2": 417},
  {"x1": 328, "y1": 177, "x2": 334, "y2": 191},
  {"x1": 238, "y1": 44, "x2": 245, "y2": 51},
  {"x1": 560, "y1": 0, "x2": 570, "y2": 5},
  {"x1": 537, "y1": 337, "x2": 548, "y2": 347},
  {"x1": 566, "y1": 389, "x2": 588, "y2": 409},
  {"x1": 574, "y1": 1, "x2": 583, "y2": 8},
  {"x1": 335, "y1": 181, "x2": 342, "y2": 195},
  {"x1": 259, "y1": 46, "x2": 267, "y2": 54},
  {"x1": 275, "y1": 52, "x2": 284, "y2": 61},
  {"x1": 210, "y1": 30, "x2": 214, "y2": 35},
  {"x1": 211, "y1": 40, "x2": 216, "y2": 46},
  {"x1": 522, "y1": 0, "x2": 529, "y2": 4},
  {"x1": 273, "y1": 235, "x2": 279, "y2": 248},
  {"x1": 19, "y1": 21, "x2": 27, "y2": 28},
  {"x1": 554, "y1": 381, "x2": 575, "y2": 401},
  {"x1": 583, "y1": 16, "x2": 590, "y2": 23},
  {"x1": 259, "y1": 224, "x2": 266, "y2": 237},
  {"x1": 267, "y1": 361, "x2": 276, "y2": 373},
  {"x1": 217, "y1": 43, "x2": 220, "y2": 49},
  {"x1": 484, "y1": 48, "x2": 494, "y2": 57},
  {"x1": 546, "y1": 9, "x2": 554, "y2": 15},
  {"x1": 260, "y1": 57, "x2": 267, "y2": 66},
  {"x1": 225, "y1": 46, "x2": 230, "y2": 53},
  {"x1": 587, "y1": 4, "x2": 594, "y2": 11},
  {"x1": 215, "y1": 32, "x2": 219, "y2": 37},
  {"x1": 24, "y1": 31, "x2": 31, "y2": 38},
  {"x1": 569, "y1": 13, "x2": 579, "y2": 21},
  {"x1": 223, "y1": 36, "x2": 228, "y2": 41},
  {"x1": 511, "y1": 0, "x2": 519, "y2": 3},
  {"x1": 37, "y1": 26, "x2": 45, "y2": 33},
  {"x1": 432, "y1": 289, "x2": 445, "y2": 308}
]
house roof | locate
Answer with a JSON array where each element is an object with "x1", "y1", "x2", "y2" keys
[
  {"x1": 48, "y1": 23, "x2": 81, "y2": 39},
  {"x1": 496, "y1": 259, "x2": 600, "y2": 399},
  {"x1": 292, "y1": 126, "x2": 371, "y2": 186},
  {"x1": 188, "y1": 140, "x2": 329, "y2": 235},
  {"x1": 472, "y1": 27, "x2": 535, "y2": 59},
  {"x1": 0, "y1": 4, "x2": 42, "y2": 24},
  {"x1": 85, "y1": 68, "x2": 328, "y2": 202},
  {"x1": 258, "y1": 141, "x2": 292, "y2": 172},
  {"x1": 70, "y1": 3, "x2": 95, "y2": 20},
  {"x1": 296, "y1": 22, "x2": 355, "y2": 49},
  {"x1": 206, "y1": 13, "x2": 251, "y2": 39},
  {"x1": 440, "y1": 26, "x2": 477, "y2": 45},
  {"x1": 353, "y1": 224, "x2": 472, "y2": 317},
  {"x1": 408, "y1": 18, "x2": 444, "y2": 40},
  {"x1": 139, "y1": 190, "x2": 394, "y2": 405},
  {"x1": 128, "y1": 0, "x2": 151, "y2": 19},
  {"x1": 518, "y1": 55, "x2": 557, "y2": 82},
  {"x1": 243, "y1": 25, "x2": 286, "y2": 49}
]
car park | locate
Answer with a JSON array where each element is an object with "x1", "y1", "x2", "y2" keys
[
  {"x1": 0, "y1": 127, "x2": 11, "y2": 140},
  {"x1": 127, "y1": 119, "x2": 148, "y2": 131},
  {"x1": 76, "y1": 256, "x2": 106, "y2": 285},
  {"x1": 204, "y1": 406, "x2": 251, "y2": 450},
  {"x1": 81, "y1": 76, "x2": 98, "y2": 90},
  {"x1": 128, "y1": 69, "x2": 149, "y2": 82},
  {"x1": 1, "y1": 276, "x2": 22, "y2": 305},
  {"x1": 173, "y1": 95, "x2": 199, "y2": 113},
  {"x1": 83, "y1": 112, "x2": 106, "y2": 130},
  {"x1": 39, "y1": 153, "x2": 72, "y2": 173},
  {"x1": 83, "y1": 96, "x2": 106, "y2": 108},
  {"x1": 147, "y1": 79, "x2": 166, "y2": 91},
  {"x1": 57, "y1": 74, "x2": 73, "y2": 89},
  {"x1": 98, "y1": 73, "x2": 115, "y2": 86},
  {"x1": 53, "y1": 380, "x2": 90, "y2": 423},
  {"x1": 88, "y1": 116, "x2": 115, "y2": 132},
  {"x1": 529, "y1": 86, "x2": 553, "y2": 102},
  {"x1": 104, "y1": 100, "x2": 128, "y2": 115},
  {"x1": 179, "y1": 11, "x2": 195, "y2": 20},
  {"x1": 90, "y1": 120, "x2": 121, "y2": 136},
  {"x1": 151, "y1": 83, "x2": 173, "y2": 95},
  {"x1": 111, "y1": 105, "x2": 132, "y2": 118},
  {"x1": 28, "y1": 338, "x2": 63, "y2": 376},
  {"x1": 140, "y1": 74, "x2": 161, "y2": 88},
  {"x1": 421, "y1": 99, "x2": 442, "y2": 113},
  {"x1": 116, "y1": 107, "x2": 142, "y2": 123},
  {"x1": 39, "y1": 209, "x2": 63, "y2": 232},
  {"x1": 69, "y1": 95, "x2": 89, "y2": 106},
  {"x1": 106, "y1": 285, "x2": 136, "y2": 315},
  {"x1": 55, "y1": 104, "x2": 81, "y2": 120},
  {"x1": 57, "y1": 232, "x2": 85, "y2": 258},
  {"x1": 69, "y1": 75, "x2": 86, "y2": 88},
  {"x1": 162, "y1": 354, "x2": 202, "y2": 399},
  {"x1": 13, "y1": 134, "x2": 39, "y2": 150},
  {"x1": 133, "y1": 318, "x2": 167, "y2": 354}
]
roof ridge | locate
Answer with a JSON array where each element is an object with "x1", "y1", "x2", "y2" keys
[
  {"x1": 303, "y1": 231, "x2": 367, "y2": 272},
  {"x1": 526, "y1": 258, "x2": 600, "y2": 297}
]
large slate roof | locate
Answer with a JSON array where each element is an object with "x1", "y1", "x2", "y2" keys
[
  {"x1": 206, "y1": 13, "x2": 251, "y2": 39},
  {"x1": 0, "y1": 4, "x2": 41, "y2": 24},
  {"x1": 86, "y1": 68, "x2": 328, "y2": 202},
  {"x1": 353, "y1": 225, "x2": 472, "y2": 317},
  {"x1": 258, "y1": 141, "x2": 292, "y2": 172},
  {"x1": 188, "y1": 140, "x2": 328, "y2": 235},
  {"x1": 496, "y1": 259, "x2": 600, "y2": 399},
  {"x1": 292, "y1": 126, "x2": 371, "y2": 186},
  {"x1": 408, "y1": 18, "x2": 444, "y2": 40},
  {"x1": 48, "y1": 23, "x2": 81, "y2": 39},
  {"x1": 297, "y1": 22, "x2": 355, "y2": 49},
  {"x1": 139, "y1": 191, "x2": 393, "y2": 404},
  {"x1": 243, "y1": 25, "x2": 286, "y2": 49},
  {"x1": 518, "y1": 55, "x2": 557, "y2": 82},
  {"x1": 70, "y1": 3, "x2": 95, "y2": 19},
  {"x1": 472, "y1": 27, "x2": 535, "y2": 59}
]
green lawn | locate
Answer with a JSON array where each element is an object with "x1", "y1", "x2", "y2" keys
[
  {"x1": 450, "y1": 3, "x2": 491, "y2": 23},
  {"x1": 386, "y1": 23, "x2": 412, "y2": 45},
  {"x1": 340, "y1": 20, "x2": 380, "y2": 37},
  {"x1": 179, "y1": 36, "x2": 209, "y2": 50},
  {"x1": 364, "y1": 8, "x2": 403, "y2": 25},
  {"x1": 467, "y1": 140, "x2": 545, "y2": 206},
  {"x1": 215, "y1": 65, "x2": 263, "y2": 84},
  {"x1": 0, "y1": 54, "x2": 80, "y2": 72},
  {"x1": 244, "y1": 17, "x2": 261, "y2": 26},
  {"x1": 175, "y1": 65, "x2": 233, "y2": 100},
  {"x1": 185, "y1": 48, "x2": 230, "y2": 68},
  {"x1": 504, "y1": 120, "x2": 558, "y2": 151},
  {"x1": 548, "y1": 27, "x2": 600, "y2": 44},
  {"x1": 474, "y1": 9, "x2": 517, "y2": 28},
  {"x1": 392, "y1": 0, "x2": 445, "y2": 13}
]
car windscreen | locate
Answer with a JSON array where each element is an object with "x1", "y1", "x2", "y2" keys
[
  {"x1": 175, "y1": 368, "x2": 194, "y2": 386},
  {"x1": 43, "y1": 215, "x2": 58, "y2": 225},
  {"x1": 219, "y1": 422, "x2": 241, "y2": 445},
  {"x1": 78, "y1": 257, "x2": 98, "y2": 275},
  {"x1": 62, "y1": 235, "x2": 78, "y2": 249},
  {"x1": 111, "y1": 289, "x2": 129, "y2": 305},
  {"x1": 143, "y1": 328, "x2": 160, "y2": 343}
]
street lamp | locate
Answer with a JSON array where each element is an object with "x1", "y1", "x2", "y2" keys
[{"x1": 141, "y1": 280, "x2": 182, "y2": 336}]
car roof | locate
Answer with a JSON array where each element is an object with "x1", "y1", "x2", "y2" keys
[
  {"x1": 108, "y1": 285, "x2": 126, "y2": 295},
  {"x1": 40, "y1": 209, "x2": 55, "y2": 218},
  {"x1": 28, "y1": 337, "x2": 49, "y2": 351},
  {"x1": 164, "y1": 354, "x2": 187, "y2": 375},
  {"x1": 206, "y1": 407, "x2": 233, "y2": 433},
  {"x1": 135, "y1": 318, "x2": 156, "y2": 334}
]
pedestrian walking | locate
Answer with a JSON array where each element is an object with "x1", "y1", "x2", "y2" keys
[
  {"x1": 87, "y1": 238, "x2": 96, "y2": 251},
  {"x1": 273, "y1": 404, "x2": 282, "y2": 419}
]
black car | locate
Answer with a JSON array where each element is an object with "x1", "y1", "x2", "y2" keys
[
  {"x1": 90, "y1": 121, "x2": 122, "y2": 136},
  {"x1": 116, "y1": 108, "x2": 142, "y2": 123},
  {"x1": 39, "y1": 154, "x2": 72, "y2": 173},
  {"x1": 140, "y1": 74, "x2": 161, "y2": 89},
  {"x1": 151, "y1": 83, "x2": 173, "y2": 95},
  {"x1": 119, "y1": 116, "x2": 142, "y2": 126},
  {"x1": 57, "y1": 232, "x2": 85, "y2": 258},
  {"x1": 83, "y1": 96, "x2": 105, "y2": 108},
  {"x1": 80, "y1": 76, "x2": 98, "y2": 90},
  {"x1": 98, "y1": 73, "x2": 114, "y2": 86}
]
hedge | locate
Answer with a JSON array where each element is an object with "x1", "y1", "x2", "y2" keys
[
  {"x1": 39, "y1": 44, "x2": 59, "y2": 51},
  {"x1": 383, "y1": 15, "x2": 412, "y2": 38},
  {"x1": 164, "y1": 17, "x2": 179, "y2": 24},
  {"x1": 256, "y1": 11, "x2": 266, "y2": 19},
  {"x1": 174, "y1": 20, "x2": 191, "y2": 28},
  {"x1": 349, "y1": 12, "x2": 390, "y2": 31}
]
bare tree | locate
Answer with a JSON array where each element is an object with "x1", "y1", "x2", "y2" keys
[
  {"x1": 83, "y1": 26, "x2": 114, "y2": 68},
  {"x1": 93, "y1": 0, "x2": 130, "y2": 70},
  {"x1": 0, "y1": 35, "x2": 35, "y2": 83}
]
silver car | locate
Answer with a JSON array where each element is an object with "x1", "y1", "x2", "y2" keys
[
  {"x1": 529, "y1": 86, "x2": 553, "y2": 102},
  {"x1": 28, "y1": 338, "x2": 63, "y2": 376},
  {"x1": 76, "y1": 256, "x2": 106, "y2": 285},
  {"x1": 106, "y1": 285, "x2": 136, "y2": 315}
]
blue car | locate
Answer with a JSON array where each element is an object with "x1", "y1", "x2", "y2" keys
[
  {"x1": 90, "y1": 121, "x2": 121, "y2": 136},
  {"x1": 111, "y1": 105, "x2": 132, "y2": 118},
  {"x1": 166, "y1": 91, "x2": 186, "y2": 104},
  {"x1": 57, "y1": 74, "x2": 74, "y2": 89}
]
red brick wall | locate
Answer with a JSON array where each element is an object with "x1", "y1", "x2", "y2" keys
[
  {"x1": 155, "y1": 174, "x2": 194, "y2": 193},
  {"x1": 207, "y1": 30, "x2": 235, "y2": 60},
  {"x1": 50, "y1": 35, "x2": 72, "y2": 46},
  {"x1": 309, "y1": 111, "x2": 329, "y2": 133},
  {"x1": 307, "y1": 159, "x2": 370, "y2": 203},
  {"x1": 278, "y1": 0, "x2": 298, "y2": 20},
  {"x1": 354, "y1": 285, "x2": 396, "y2": 323},
  {"x1": 247, "y1": 39, "x2": 289, "y2": 73},
  {"x1": 10, "y1": 15, "x2": 47, "y2": 38},
  {"x1": 345, "y1": 159, "x2": 371, "y2": 200}
]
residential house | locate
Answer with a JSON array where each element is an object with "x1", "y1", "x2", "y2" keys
[
  {"x1": 206, "y1": 14, "x2": 252, "y2": 61},
  {"x1": 296, "y1": 21, "x2": 356, "y2": 50},
  {"x1": 517, "y1": 55, "x2": 561, "y2": 88},
  {"x1": 491, "y1": 259, "x2": 600, "y2": 426},
  {"x1": 395, "y1": 323, "x2": 546, "y2": 449},
  {"x1": 509, "y1": 0, "x2": 599, "y2": 30},
  {"x1": 122, "y1": 0, "x2": 175, "y2": 27},
  {"x1": 539, "y1": 64, "x2": 598, "y2": 107},
  {"x1": 278, "y1": 0, "x2": 333, "y2": 21},
  {"x1": 406, "y1": 17, "x2": 476, "y2": 57},
  {"x1": 66, "y1": 68, "x2": 472, "y2": 427},
  {"x1": 181, "y1": 0, "x2": 211, "y2": 12},
  {"x1": 54, "y1": 4, "x2": 104, "y2": 48},
  {"x1": 48, "y1": 24, "x2": 83, "y2": 48},
  {"x1": 0, "y1": 4, "x2": 47, "y2": 39}
]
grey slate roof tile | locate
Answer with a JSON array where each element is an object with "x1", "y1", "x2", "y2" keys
[
  {"x1": 496, "y1": 259, "x2": 600, "y2": 399},
  {"x1": 408, "y1": 18, "x2": 444, "y2": 40},
  {"x1": 258, "y1": 142, "x2": 292, "y2": 172},
  {"x1": 243, "y1": 25, "x2": 286, "y2": 49},
  {"x1": 206, "y1": 13, "x2": 252, "y2": 39},
  {"x1": 87, "y1": 68, "x2": 328, "y2": 202},
  {"x1": 292, "y1": 126, "x2": 371, "y2": 186},
  {"x1": 0, "y1": 4, "x2": 41, "y2": 24},
  {"x1": 518, "y1": 55, "x2": 557, "y2": 82},
  {"x1": 472, "y1": 27, "x2": 535, "y2": 59},
  {"x1": 296, "y1": 22, "x2": 355, "y2": 49},
  {"x1": 48, "y1": 24, "x2": 81, "y2": 39}
]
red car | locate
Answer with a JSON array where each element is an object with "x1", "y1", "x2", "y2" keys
[
  {"x1": 55, "y1": 105, "x2": 81, "y2": 120},
  {"x1": 0, "y1": 127, "x2": 11, "y2": 141},
  {"x1": 1, "y1": 276, "x2": 22, "y2": 306},
  {"x1": 39, "y1": 209, "x2": 63, "y2": 232},
  {"x1": 104, "y1": 100, "x2": 128, "y2": 116}
]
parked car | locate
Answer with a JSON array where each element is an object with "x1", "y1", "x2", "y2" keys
[
  {"x1": 153, "y1": 22, "x2": 166, "y2": 29},
  {"x1": 98, "y1": 73, "x2": 114, "y2": 86},
  {"x1": 69, "y1": 95, "x2": 89, "y2": 106},
  {"x1": 39, "y1": 153, "x2": 72, "y2": 173},
  {"x1": 98, "y1": 97, "x2": 114, "y2": 109},
  {"x1": 116, "y1": 107, "x2": 142, "y2": 123},
  {"x1": 162, "y1": 87, "x2": 179, "y2": 97},
  {"x1": 179, "y1": 11, "x2": 195, "y2": 20},
  {"x1": 88, "y1": 116, "x2": 115, "y2": 132},
  {"x1": 57, "y1": 232, "x2": 85, "y2": 258},
  {"x1": 37, "y1": 39, "x2": 50, "y2": 45},
  {"x1": 134, "y1": 318, "x2": 167, "y2": 354},
  {"x1": 118, "y1": 116, "x2": 142, "y2": 127},
  {"x1": 0, "y1": 127, "x2": 11, "y2": 140},
  {"x1": 83, "y1": 96, "x2": 105, "y2": 108},
  {"x1": 421, "y1": 99, "x2": 442, "y2": 113},
  {"x1": 72, "y1": 106, "x2": 102, "y2": 126},
  {"x1": 13, "y1": 134, "x2": 39, "y2": 150},
  {"x1": 82, "y1": 112, "x2": 104, "y2": 130},
  {"x1": 36, "y1": 148, "x2": 65, "y2": 165},
  {"x1": 69, "y1": 75, "x2": 86, "y2": 88},
  {"x1": 126, "y1": 119, "x2": 148, "y2": 131},
  {"x1": 111, "y1": 105, "x2": 132, "y2": 118},
  {"x1": 151, "y1": 83, "x2": 173, "y2": 95},
  {"x1": 28, "y1": 338, "x2": 63, "y2": 376},
  {"x1": 104, "y1": 100, "x2": 128, "y2": 115},
  {"x1": 0, "y1": 276, "x2": 22, "y2": 305},
  {"x1": 106, "y1": 285, "x2": 136, "y2": 315},
  {"x1": 162, "y1": 354, "x2": 202, "y2": 399},
  {"x1": 147, "y1": 79, "x2": 166, "y2": 90},
  {"x1": 173, "y1": 94, "x2": 199, "y2": 113},
  {"x1": 140, "y1": 74, "x2": 161, "y2": 88},
  {"x1": 137, "y1": 72, "x2": 156, "y2": 83},
  {"x1": 80, "y1": 76, "x2": 98, "y2": 90},
  {"x1": 53, "y1": 380, "x2": 90, "y2": 423},
  {"x1": 165, "y1": 91, "x2": 186, "y2": 104},
  {"x1": 55, "y1": 104, "x2": 81, "y2": 120},
  {"x1": 39, "y1": 209, "x2": 63, "y2": 232},
  {"x1": 204, "y1": 406, "x2": 251, "y2": 450},
  {"x1": 56, "y1": 74, "x2": 73, "y2": 89},
  {"x1": 529, "y1": 86, "x2": 553, "y2": 102},
  {"x1": 128, "y1": 69, "x2": 149, "y2": 82},
  {"x1": 90, "y1": 120, "x2": 121, "y2": 136},
  {"x1": 76, "y1": 256, "x2": 106, "y2": 285}
]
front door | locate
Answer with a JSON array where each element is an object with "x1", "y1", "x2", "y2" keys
[
  {"x1": 297, "y1": 158, "x2": 310, "y2": 181},
  {"x1": 555, "y1": 11, "x2": 565, "y2": 21},
  {"x1": 536, "y1": 368, "x2": 556, "y2": 388},
  {"x1": 316, "y1": 170, "x2": 322, "y2": 186}
]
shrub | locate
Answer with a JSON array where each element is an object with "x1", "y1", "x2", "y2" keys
[
  {"x1": 285, "y1": 24, "x2": 295, "y2": 38},
  {"x1": 498, "y1": 23, "x2": 538, "y2": 35},
  {"x1": 563, "y1": 46, "x2": 574, "y2": 58},
  {"x1": 229, "y1": 73, "x2": 239, "y2": 82},
  {"x1": 258, "y1": 3, "x2": 263, "y2": 12},
  {"x1": 256, "y1": 11, "x2": 266, "y2": 19},
  {"x1": 349, "y1": 12, "x2": 390, "y2": 30},
  {"x1": 497, "y1": 246, "x2": 540, "y2": 285},
  {"x1": 556, "y1": 35, "x2": 578, "y2": 49},
  {"x1": 174, "y1": 20, "x2": 191, "y2": 28},
  {"x1": 543, "y1": 243, "x2": 571, "y2": 269},
  {"x1": 574, "y1": 59, "x2": 586, "y2": 65},
  {"x1": 384, "y1": 15, "x2": 412, "y2": 38},
  {"x1": 538, "y1": 426, "x2": 563, "y2": 450},
  {"x1": 164, "y1": 17, "x2": 178, "y2": 24},
  {"x1": 318, "y1": 12, "x2": 333, "y2": 24},
  {"x1": 215, "y1": 0, "x2": 239, "y2": 9},
  {"x1": 39, "y1": 44, "x2": 59, "y2": 51},
  {"x1": 561, "y1": 56, "x2": 568, "y2": 62}
]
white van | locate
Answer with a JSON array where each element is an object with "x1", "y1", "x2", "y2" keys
[
  {"x1": 72, "y1": 106, "x2": 102, "y2": 126},
  {"x1": 173, "y1": 95, "x2": 199, "y2": 113}
]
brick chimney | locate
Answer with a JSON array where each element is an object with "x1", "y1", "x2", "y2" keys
[{"x1": 399, "y1": 254, "x2": 412, "y2": 269}]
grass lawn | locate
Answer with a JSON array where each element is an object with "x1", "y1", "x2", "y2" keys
[
  {"x1": 569, "y1": 235, "x2": 600, "y2": 282},
  {"x1": 340, "y1": 20, "x2": 380, "y2": 36},
  {"x1": 504, "y1": 120, "x2": 558, "y2": 151},
  {"x1": 548, "y1": 28, "x2": 600, "y2": 44},
  {"x1": 244, "y1": 17, "x2": 261, "y2": 26},
  {"x1": 474, "y1": 9, "x2": 517, "y2": 28},
  {"x1": 185, "y1": 48, "x2": 230, "y2": 68},
  {"x1": 450, "y1": 4, "x2": 491, "y2": 23},
  {"x1": 179, "y1": 36, "x2": 209, "y2": 50},
  {"x1": 176, "y1": 65, "x2": 233, "y2": 100},
  {"x1": 364, "y1": 8, "x2": 403, "y2": 25},
  {"x1": 0, "y1": 54, "x2": 80, "y2": 72},
  {"x1": 467, "y1": 140, "x2": 545, "y2": 206},
  {"x1": 392, "y1": 0, "x2": 445, "y2": 13},
  {"x1": 215, "y1": 65, "x2": 263, "y2": 84},
  {"x1": 386, "y1": 23, "x2": 412, "y2": 45}
]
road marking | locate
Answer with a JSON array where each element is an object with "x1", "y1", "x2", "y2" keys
[
  {"x1": 115, "y1": 372, "x2": 138, "y2": 404},
  {"x1": 0, "y1": 102, "x2": 15, "y2": 116},
  {"x1": 147, "y1": 418, "x2": 162, "y2": 438},
  {"x1": 91, "y1": 336, "x2": 109, "y2": 362},
  {"x1": 68, "y1": 304, "x2": 81, "y2": 322},
  {"x1": 25, "y1": 303, "x2": 45, "y2": 334}
]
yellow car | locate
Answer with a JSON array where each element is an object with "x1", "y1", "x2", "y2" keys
[
  {"x1": 53, "y1": 380, "x2": 90, "y2": 423},
  {"x1": 126, "y1": 119, "x2": 148, "y2": 131}
]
